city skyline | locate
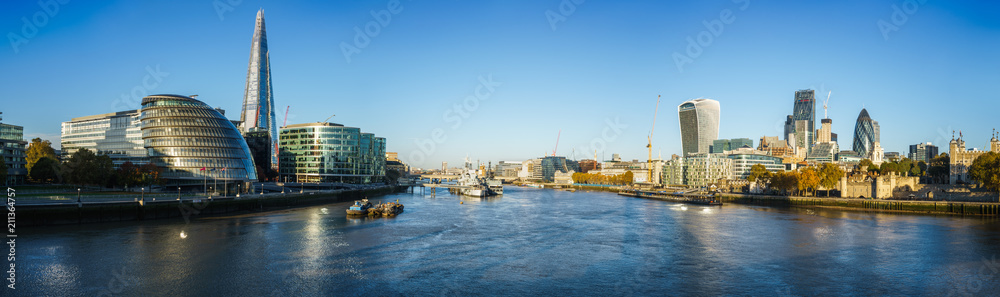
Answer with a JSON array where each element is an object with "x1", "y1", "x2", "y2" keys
[{"x1": 1, "y1": 1, "x2": 998, "y2": 168}]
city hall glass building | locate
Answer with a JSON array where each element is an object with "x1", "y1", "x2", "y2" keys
[
  {"x1": 141, "y1": 95, "x2": 258, "y2": 186},
  {"x1": 278, "y1": 122, "x2": 386, "y2": 183}
]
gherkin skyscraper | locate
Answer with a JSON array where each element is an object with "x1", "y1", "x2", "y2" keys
[{"x1": 240, "y1": 9, "x2": 278, "y2": 170}]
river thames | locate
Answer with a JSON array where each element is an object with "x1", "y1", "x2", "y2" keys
[{"x1": 17, "y1": 186, "x2": 1000, "y2": 296}]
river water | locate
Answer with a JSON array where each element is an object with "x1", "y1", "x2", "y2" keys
[{"x1": 16, "y1": 186, "x2": 1000, "y2": 296}]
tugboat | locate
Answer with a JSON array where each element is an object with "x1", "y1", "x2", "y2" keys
[{"x1": 346, "y1": 199, "x2": 373, "y2": 215}]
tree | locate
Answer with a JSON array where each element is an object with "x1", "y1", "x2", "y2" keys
[
  {"x1": 29, "y1": 157, "x2": 60, "y2": 183},
  {"x1": 880, "y1": 162, "x2": 898, "y2": 175},
  {"x1": 917, "y1": 161, "x2": 928, "y2": 176},
  {"x1": 25, "y1": 138, "x2": 58, "y2": 174},
  {"x1": 747, "y1": 164, "x2": 772, "y2": 191},
  {"x1": 927, "y1": 153, "x2": 950, "y2": 183},
  {"x1": 138, "y1": 163, "x2": 165, "y2": 186},
  {"x1": 898, "y1": 158, "x2": 914, "y2": 176},
  {"x1": 621, "y1": 171, "x2": 634, "y2": 185},
  {"x1": 385, "y1": 169, "x2": 402, "y2": 185},
  {"x1": 117, "y1": 161, "x2": 141, "y2": 189},
  {"x1": 858, "y1": 159, "x2": 874, "y2": 171},
  {"x1": 819, "y1": 163, "x2": 845, "y2": 197},
  {"x1": 63, "y1": 148, "x2": 98, "y2": 186},
  {"x1": 798, "y1": 167, "x2": 821, "y2": 197},
  {"x1": 969, "y1": 152, "x2": 1000, "y2": 192}
]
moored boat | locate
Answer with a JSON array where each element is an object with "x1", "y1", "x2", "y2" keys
[{"x1": 346, "y1": 199, "x2": 373, "y2": 215}]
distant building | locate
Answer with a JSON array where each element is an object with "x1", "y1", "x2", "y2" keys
[
  {"x1": 758, "y1": 136, "x2": 793, "y2": 157},
  {"x1": 883, "y1": 152, "x2": 902, "y2": 163},
  {"x1": 678, "y1": 99, "x2": 721, "y2": 156},
  {"x1": 807, "y1": 142, "x2": 840, "y2": 163},
  {"x1": 496, "y1": 161, "x2": 522, "y2": 177},
  {"x1": 442, "y1": 161, "x2": 447, "y2": 172},
  {"x1": 727, "y1": 151, "x2": 784, "y2": 180},
  {"x1": 578, "y1": 159, "x2": 600, "y2": 173},
  {"x1": 278, "y1": 122, "x2": 385, "y2": 183},
  {"x1": 908, "y1": 143, "x2": 938, "y2": 164},
  {"x1": 852, "y1": 108, "x2": 880, "y2": 158},
  {"x1": 0, "y1": 122, "x2": 27, "y2": 185},
  {"x1": 684, "y1": 153, "x2": 732, "y2": 188},
  {"x1": 540, "y1": 156, "x2": 578, "y2": 182},
  {"x1": 386, "y1": 152, "x2": 399, "y2": 162},
  {"x1": 816, "y1": 118, "x2": 833, "y2": 144},
  {"x1": 711, "y1": 138, "x2": 753, "y2": 154},
  {"x1": 60, "y1": 110, "x2": 147, "y2": 166},
  {"x1": 661, "y1": 156, "x2": 685, "y2": 186},
  {"x1": 791, "y1": 89, "x2": 816, "y2": 152},
  {"x1": 949, "y1": 132, "x2": 1000, "y2": 185}
]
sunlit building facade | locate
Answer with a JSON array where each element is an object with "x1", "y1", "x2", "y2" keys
[
  {"x1": 852, "y1": 108, "x2": 880, "y2": 158},
  {"x1": 240, "y1": 9, "x2": 279, "y2": 171},
  {"x1": 141, "y1": 95, "x2": 258, "y2": 186},
  {"x1": 278, "y1": 122, "x2": 386, "y2": 183},
  {"x1": 678, "y1": 99, "x2": 720, "y2": 156},
  {"x1": 61, "y1": 110, "x2": 148, "y2": 166}
]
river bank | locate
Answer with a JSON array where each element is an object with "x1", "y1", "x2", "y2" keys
[{"x1": 17, "y1": 185, "x2": 403, "y2": 227}]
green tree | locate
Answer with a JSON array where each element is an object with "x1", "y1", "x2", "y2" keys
[
  {"x1": 117, "y1": 161, "x2": 140, "y2": 189},
  {"x1": 95, "y1": 155, "x2": 114, "y2": 188},
  {"x1": 63, "y1": 148, "x2": 98, "y2": 186},
  {"x1": 29, "y1": 157, "x2": 60, "y2": 183},
  {"x1": 880, "y1": 162, "x2": 898, "y2": 175},
  {"x1": 385, "y1": 169, "x2": 402, "y2": 185},
  {"x1": 798, "y1": 167, "x2": 820, "y2": 197},
  {"x1": 898, "y1": 158, "x2": 914, "y2": 176},
  {"x1": 927, "y1": 153, "x2": 950, "y2": 183},
  {"x1": 25, "y1": 138, "x2": 58, "y2": 173},
  {"x1": 819, "y1": 163, "x2": 845, "y2": 197},
  {"x1": 969, "y1": 152, "x2": 1000, "y2": 192},
  {"x1": 138, "y1": 163, "x2": 165, "y2": 186},
  {"x1": 917, "y1": 161, "x2": 928, "y2": 176}
]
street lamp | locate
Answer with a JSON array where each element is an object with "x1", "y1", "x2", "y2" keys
[
  {"x1": 141, "y1": 187, "x2": 145, "y2": 204},
  {"x1": 178, "y1": 186, "x2": 181, "y2": 200},
  {"x1": 77, "y1": 188, "x2": 81, "y2": 204}
]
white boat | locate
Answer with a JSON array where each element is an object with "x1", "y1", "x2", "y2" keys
[{"x1": 456, "y1": 169, "x2": 501, "y2": 197}]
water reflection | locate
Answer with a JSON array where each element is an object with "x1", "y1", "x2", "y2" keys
[{"x1": 17, "y1": 187, "x2": 1000, "y2": 295}]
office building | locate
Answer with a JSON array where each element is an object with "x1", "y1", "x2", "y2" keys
[
  {"x1": 0, "y1": 121, "x2": 27, "y2": 185},
  {"x1": 852, "y1": 108, "x2": 880, "y2": 158},
  {"x1": 61, "y1": 110, "x2": 148, "y2": 166},
  {"x1": 727, "y1": 152, "x2": 784, "y2": 180},
  {"x1": 661, "y1": 156, "x2": 685, "y2": 186},
  {"x1": 711, "y1": 138, "x2": 753, "y2": 153},
  {"x1": 908, "y1": 142, "x2": 938, "y2": 164},
  {"x1": 278, "y1": 122, "x2": 386, "y2": 183},
  {"x1": 678, "y1": 99, "x2": 721, "y2": 156},
  {"x1": 758, "y1": 136, "x2": 793, "y2": 157},
  {"x1": 540, "y1": 156, "x2": 578, "y2": 182},
  {"x1": 791, "y1": 89, "x2": 816, "y2": 151},
  {"x1": 578, "y1": 159, "x2": 600, "y2": 173},
  {"x1": 240, "y1": 9, "x2": 279, "y2": 171},
  {"x1": 141, "y1": 94, "x2": 258, "y2": 187},
  {"x1": 684, "y1": 153, "x2": 732, "y2": 187}
]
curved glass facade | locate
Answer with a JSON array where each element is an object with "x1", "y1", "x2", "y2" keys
[
  {"x1": 279, "y1": 122, "x2": 386, "y2": 183},
  {"x1": 852, "y1": 109, "x2": 880, "y2": 158},
  {"x1": 140, "y1": 95, "x2": 258, "y2": 183},
  {"x1": 678, "y1": 99, "x2": 721, "y2": 156}
]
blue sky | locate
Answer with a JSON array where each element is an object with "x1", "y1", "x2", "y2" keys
[{"x1": 1, "y1": 0, "x2": 998, "y2": 168}]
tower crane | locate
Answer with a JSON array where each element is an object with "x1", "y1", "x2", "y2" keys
[
  {"x1": 282, "y1": 106, "x2": 290, "y2": 127},
  {"x1": 551, "y1": 130, "x2": 561, "y2": 157},
  {"x1": 647, "y1": 95, "x2": 660, "y2": 184},
  {"x1": 823, "y1": 91, "x2": 832, "y2": 119}
]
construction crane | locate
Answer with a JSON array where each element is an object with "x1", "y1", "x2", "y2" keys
[
  {"x1": 551, "y1": 130, "x2": 561, "y2": 157},
  {"x1": 323, "y1": 113, "x2": 336, "y2": 123},
  {"x1": 282, "y1": 106, "x2": 290, "y2": 127},
  {"x1": 647, "y1": 95, "x2": 660, "y2": 184},
  {"x1": 823, "y1": 91, "x2": 832, "y2": 119}
]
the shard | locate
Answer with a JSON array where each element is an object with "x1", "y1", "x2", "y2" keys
[{"x1": 240, "y1": 9, "x2": 278, "y2": 170}]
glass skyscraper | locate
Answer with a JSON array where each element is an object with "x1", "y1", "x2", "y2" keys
[
  {"x1": 852, "y1": 108, "x2": 880, "y2": 158},
  {"x1": 240, "y1": 9, "x2": 278, "y2": 171},
  {"x1": 792, "y1": 89, "x2": 815, "y2": 152},
  {"x1": 678, "y1": 99, "x2": 721, "y2": 156}
]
